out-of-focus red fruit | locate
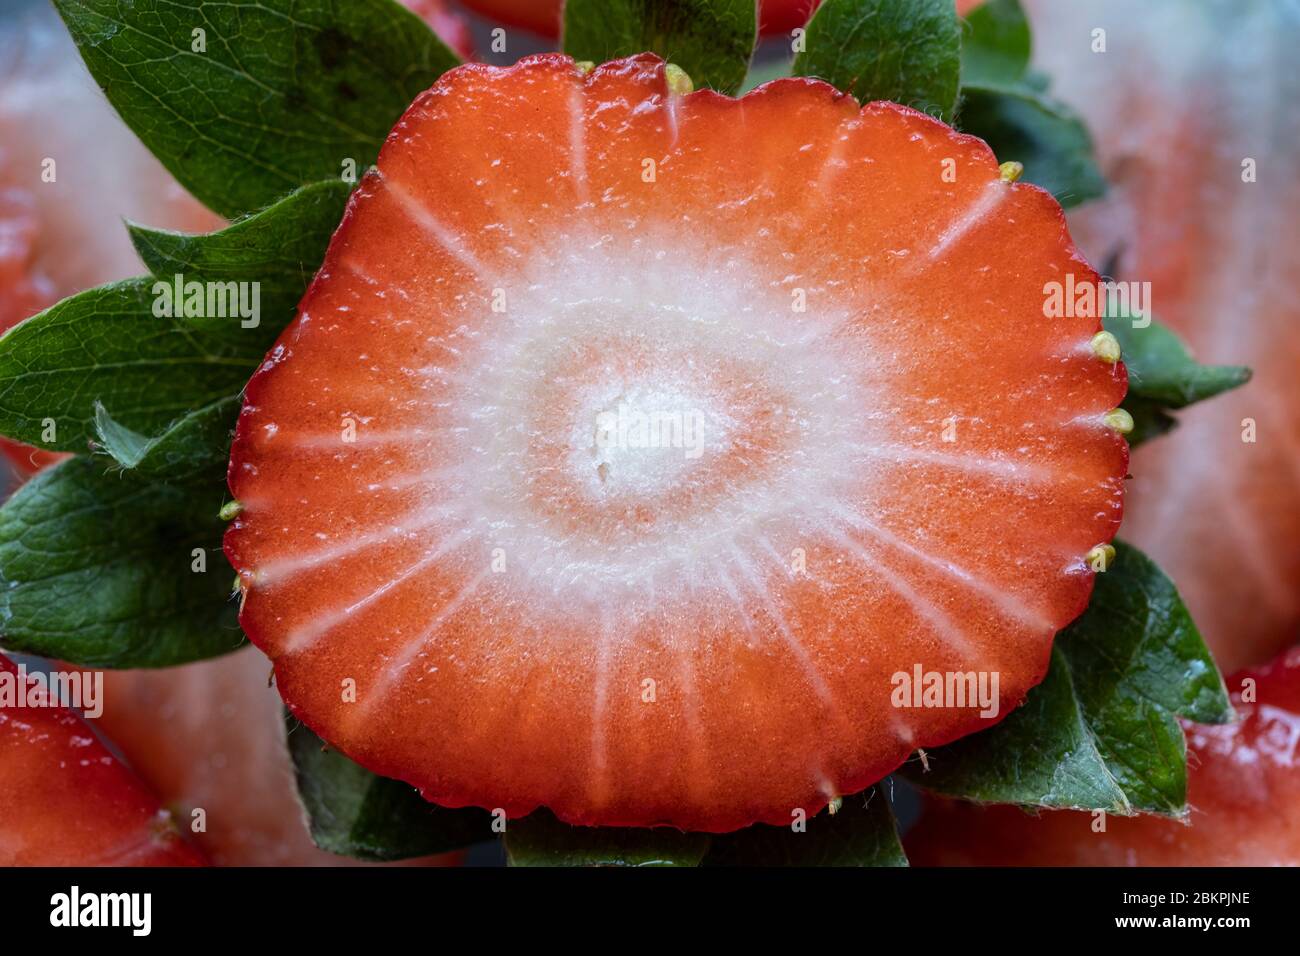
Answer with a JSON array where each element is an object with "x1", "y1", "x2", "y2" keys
[
  {"x1": 0, "y1": 190, "x2": 52, "y2": 325},
  {"x1": 457, "y1": 0, "x2": 823, "y2": 40},
  {"x1": 1023, "y1": 0, "x2": 1300, "y2": 674},
  {"x1": 759, "y1": 0, "x2": 822, "y2": 35},
  {"x1": 0, "y1": 4, "x2": 222, "y2": 481},
  {"x1": 0, "y1": 189, "x2": 64, "y2": 477},
  {"x1": 0, "y1": 652, "x2": 206, "y2": 866},
  {"x1": 0, "y1": 5, "x2": 222, "y2": 289},
  {"x1": 402, "y1": 0, "x2": 476, "y2": 59},
  {"x1": 97, "y1": 648, "x2": 460, "y2": 866},
  {"x1": 907, "y1": 645, "x2": 1300, "y2": 866},
  {"x1": 0, "y1": 6, "x2": 454, "y2": 867},
  {"x1": 457, "y1": 0, "x2": 558, "y2": 37}
]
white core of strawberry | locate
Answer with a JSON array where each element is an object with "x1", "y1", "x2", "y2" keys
[
  {"x1": 423, "y1": 245, "x2": 886, "y2": 607},
  {"x1": 258, "y1": 225, "x2": 1085, "y2": 652}
]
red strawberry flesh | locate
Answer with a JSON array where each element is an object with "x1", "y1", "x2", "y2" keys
[
  {"x1": 226, "y1": 54, "x2": 1127, "y2": 831},
  {"x1": 0, "y1": 653, "x2": 205, "y2": 866}
]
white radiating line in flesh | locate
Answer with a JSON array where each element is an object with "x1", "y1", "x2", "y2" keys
[
  {"x1": 725, "y1": 544, "x2": 839, "y2": 711},
  {"x1": 283, "y1": 528, "x2": 474, "y2": 654},
  {"x1": 590, "y1": 608, "x2": 613, "y2": 805},
  {"x1": 809, "y1": 116, "x2": 856, "y2": 206},
  {"x1": 708, "y1": 556, "x2": 834, "y2": 791},
  {"x1": 338, "y1": 257, "x2": 411, "y2": 302},
  {"x1": 851, "y1": 442, "x2": 1057, "y2": 483},
  {"x1": 568, "y1": 80, "x2": 589, "y2": 206},
  {"x1": 756, "y1": 534, "x2": 793, "y2": 576},
  {"x1": 382, "y1": 175, "x2": 500, "y2": 286},
  {"x1": 770, "y1": 526, "x2": 918, "y2": 746},
  {"x1": 253, "y1": 504, "x2": 456, "y2": 588},
  {"x1": 673, "y1": 652, "x2": 716, "y2": 804},
  {"x1": 664, "y1": 85, "x2": 682, "y2": 150},
  {"x1": 709, "y1": 558, "x2": 759, "y2": 641},
  {"x1": 828, "y1": 504, "x2": 1050, "y2": 631},
  {"x1": 360, "y1": 466, "x2": 467, "y2": 495},
  {"x1": 366, "y1": 566, "x2": 492, "y2": 705},
  {"x1": 819, "y1": 523, "x2": 974, "y2": 657},
  {"x1": 273, "y1": 428, "x2": 452, "y2": 451},
  {"x1": 920, "y1": 180, "x2": 1006, "y2": 266},
  {"x1": 889, "y1": 712, "x2": 917, "y2": 747}
]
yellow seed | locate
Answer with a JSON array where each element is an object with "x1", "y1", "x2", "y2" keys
[
  {"x1": 827, "y1": 796, "x2": 843, "y2": 815},
  {"x1": 998, "y1": 160, "x2": 1024, "y2": 182},
  {"x1": 231, "y1": 573, "x2": 242, "y2": 594},
  {"x1": 1086, "y1": 543, "x2": 1117, "y2": 573},
  {"x1": 574, "y1": 60, "x2": 595, "y2": 75},
  {"x1": 664, "y1": 63, "x2": 694, "y2": 96},
  {"x1": 1090, "y1": 330, "x2": 1122, "y2": 364},
  {"x1": 1103, "y1": 407, "x2": 1134, "y2": 434},
  {"x1": 218, "y1": 499, "x2": 243, "y2": 521}
]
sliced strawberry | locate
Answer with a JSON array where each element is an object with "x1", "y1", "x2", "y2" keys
[
  {"x1": 907, "y1": 645, "x2": 1300, "y2": 866},
  {"x1": 457, "y1": 0, "x2": 560, "y2": 37},
  {"x1": 0, "y1": 5, "x2": 222, "y2": 292},
  {"x1": 1024, "y1": 0, "x2": 1300, "y2": 674},
  {"x1": 459, "y1": 0, "x2": 823, "y2": 38},
  {"x1": 0, "y1": 652, "x2": 206, "y2": 866},
  {"x1": 0, "y1": 189, "x2": 65, "y2": 478},
  {"x1": 0, "y1": 4, "x2": 221, "y2": 480},
  {"x1": 757, "y1": 0, "x2": 822, "y2": 34},
  {"x1": 96, "y1": 648, "x2": 462, "y2": 866},
  {"x1": 401, "y1": 0, "x2": 476, "y2": 60},
  {"x1": 226, "y1": 54, "x2": 1127, "y2": 831}
]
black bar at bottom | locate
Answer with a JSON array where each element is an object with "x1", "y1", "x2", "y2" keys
[{"x1": 0, "y1": 866, "x2": 1282, "y2": 941}]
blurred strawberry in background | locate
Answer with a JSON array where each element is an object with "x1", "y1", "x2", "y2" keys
[
  {"x1": 0, "y1": 652, "x2": 207, "y2": 866},
  {"x1": 457, "y1": 0, "x2": 822, "y2": 39},
  {"x1": 405, "y1": 0, "x2": 477, "y2": 58},
  {"x1": 96, "y1": 648, "x2": 459, "y2": 866},
  {"x1": 907, "y1": 644, "x2": 1300, "y2": 865},
  {"x1": 0, "y1": 2, "x2": 221, "y2": 478},
  {"x1": 0, "y1": 190, "x2": 61, "y2": 476},
  {"x1": 1023, "y1": 0, "x2": 1300, "y2": 674},
  {"x1": 0, "y1": 0, "x2": 468, "y2": 865},
  {"x1": 0, "y1": 5, "x2": 222, "y2": 295}
]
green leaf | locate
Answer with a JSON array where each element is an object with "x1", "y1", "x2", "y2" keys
[
  {"x1": 54, "y1": 0, "x2": 459, "y2": 218},
  {"x1": 0, "y1": 182, "x2": 349, "y2": 454},
  {"x1": 0, "y1": 400, "x2": 243, "y2": 668},
  {"x1": 794, "y1": 0, "x2": 961, "y2": 122},
  {"x1": 1099, "y1": 312, "x2": 1251, "y2": 447},
  {"x1": 505, "y1": 785, "x2": 906, "y2": 866},
  {"x1": 93, "y1": 397, "x2": 238, "y2": 478},
  {"x1": 704, "y1": 785, "x2": 907, "y2": 866},
  {"x1": 129, "y1": 179, "x2": 353, "y2": 351},
  {"x1": 1120, "y1": 397, "x2": 1178, "y2": 449},
  {"x1": 0, "y1": 279, "x2": 262, "y2": 452},
  {"x1": 506, "y1": 811, "x2": 710, "y2": 867},
  {"x1": 899, "y1": 645, "x2": 1131, "y2": 812},
  {"x1": 286, "y1": 716, "x2": 491, "y2": 861},
  {"x1": 93, "y1": 402, "x2": 160, "y2": 470},
  {"x1": 1105, "y1": 313, "x2": 1252, "y2": 409},
  {"x1": 563, "y1": 0, "x2": 757, "y2": 94},
  {"x1": 958, "y1": 84, "x2": 1105, "y2": 208},
  {"x1": 901, "y1": 541, "x2": 1231, "y2": 816},
  {"x1": 961, "y1": 0, "x2": 1030, "y2": 86}
]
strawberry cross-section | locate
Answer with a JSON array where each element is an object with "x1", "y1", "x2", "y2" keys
[{"x1": 225, "y1": 54, "x2": 1127, "y2": 832}]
